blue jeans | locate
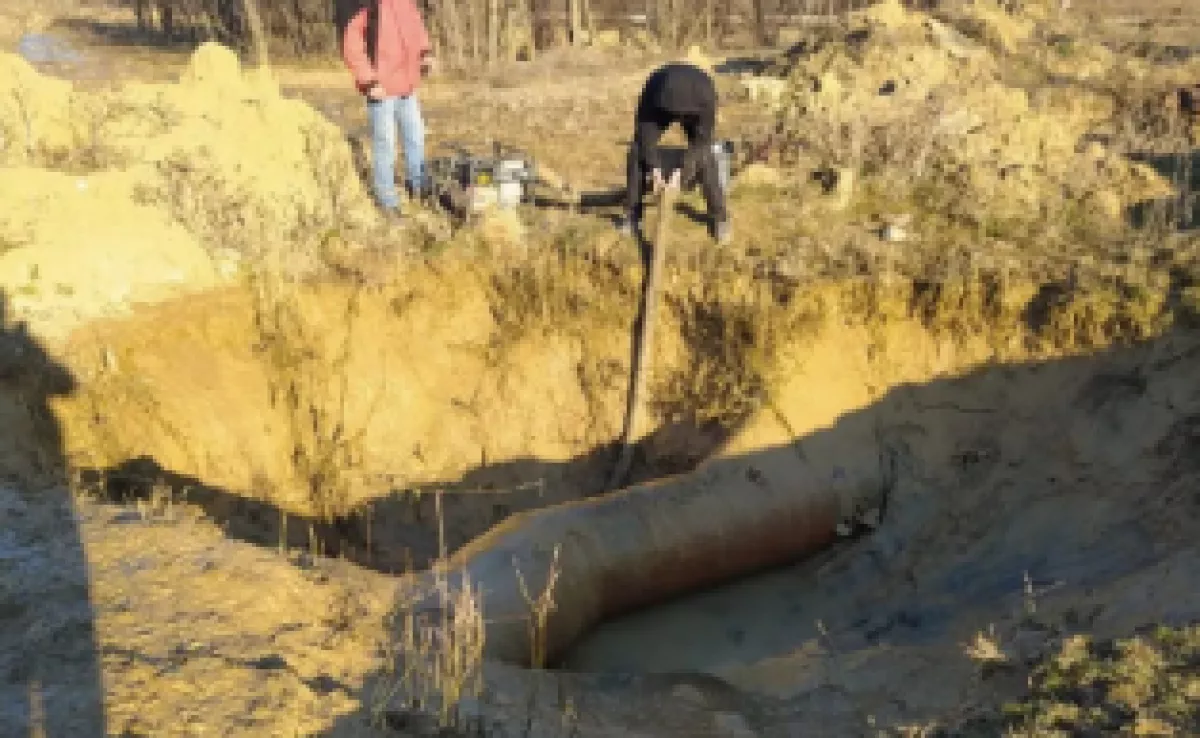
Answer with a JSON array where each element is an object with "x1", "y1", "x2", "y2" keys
[{"x1": 367, "y1": 94, "x2": 426, "y2": 209}]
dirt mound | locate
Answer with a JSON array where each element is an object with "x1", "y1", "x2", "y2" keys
[
  {"x1": 0, "y1": 51, "x2": 76, "y2": 162},
  {"x1": 129, "y1": 44, "x2": 379, "y2": 252},
  {"x1": 0, "y1": 167, "x2": 219, "y2": 340},
  {"x1": 765, "y1": 0, "x2": 1173, "y2": 233},
  {"x1": 0, "y1": 41, "x2": 382, "y2": 334},
  {"x1": 1, "y1": 47, "x2": 374, "y2": 246}
]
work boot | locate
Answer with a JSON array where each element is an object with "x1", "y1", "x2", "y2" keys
[{"x1": 714, "y1": 219, "x2": 732, "y2": 245}]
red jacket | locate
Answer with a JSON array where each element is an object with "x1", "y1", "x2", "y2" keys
[{"x1": 342, "y1": 0, "x2": 432, "y2": 98}]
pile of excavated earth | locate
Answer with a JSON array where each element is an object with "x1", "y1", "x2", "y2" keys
[
  {"x1": 0, "y1": 42, "x2": 378, "y2": 338},
  {"x1": 746, "y1": 0, "x2": 1198, "y2": 234}
]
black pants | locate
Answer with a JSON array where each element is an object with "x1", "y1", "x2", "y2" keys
[{"x1": 625, "y1": 115, "x2": 727, "y2": 227}]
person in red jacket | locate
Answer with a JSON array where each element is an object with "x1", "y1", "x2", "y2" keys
[{"x1": 340, "y1": 0, "x2": 435, "y2": 218}]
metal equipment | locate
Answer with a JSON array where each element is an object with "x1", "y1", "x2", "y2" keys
[{"x1": 426, "y1": 141, "x2": 540, "y2": 219}]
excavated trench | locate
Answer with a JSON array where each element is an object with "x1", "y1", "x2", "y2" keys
[{"x1": 44, "y1": 260, "x2": 1200, "y2": 699}]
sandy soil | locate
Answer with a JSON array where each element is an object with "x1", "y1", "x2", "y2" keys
[
  {"x1": 1, "y1": 0, "x2": 1199, "y2": 736},
  {"x1": 19, "y1": 267, "x2": 1200, "y2": 737}
]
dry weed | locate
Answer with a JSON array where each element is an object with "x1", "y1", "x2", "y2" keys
[
  {"x1": 248, "y1": 265, "x2": 376, "y2": 529},
  {"x1": 1003, "y1": 624, "x2": 1200, "y2": 736},
  {"x1": 964, "y1": 625, "x2": 1012, "y2": 667},
  {"x1": 373, "y1": 573, "x2": 488, "y2": 732},
  {"x1": 515, "y1": 543, "x2": 563, "y2": 670},
  {"x1": 370, "y1": 493, "x2": 488, "y2": 732}
]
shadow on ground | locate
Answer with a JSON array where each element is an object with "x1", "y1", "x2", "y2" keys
[
  {"x1": 78, "y1": 411, "x2": 736, "y2": 577},
  {"x1": 0, "y1": 291, "x2": 106, "y2": 737},
  {"x1": 305, "y1": 309, "x2": 1200, "y2": 735},
  {"x1": 65, "y1": 282, "x2": 1200, "y2": 734}
]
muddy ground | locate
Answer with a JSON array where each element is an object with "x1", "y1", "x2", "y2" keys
[{"x1": 2, "y1": 1, "x2": 1200, "y2": 736}]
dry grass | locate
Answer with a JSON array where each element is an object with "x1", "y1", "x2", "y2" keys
[
  {"x1": 371, "y1": 563, "x2": 488, "y2": 731},
  {"x1": 248, "y1": 266, "x2": 374, "y2": 527},
  {"x1": 1001, "y1": 624, "x2": 1200, "y2": 736},
  {"x1": 365, "y1": 499, "x2": 567, "y2": 734}
]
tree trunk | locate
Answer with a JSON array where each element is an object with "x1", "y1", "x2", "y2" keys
[
  {"x1": 753, "y1": 0, "x2": 766, "y2": 47},
  {"x1": 488, "y1": 0, "x2": 500, "y2": 64},
  {"x1": 524, "y1": 0, "x2": 536, "y2": 60},
  {"x1": 568, "y1": 0, "x2": 582, "y2": 46},
  {"x1": 471, "y1": 0, "x2": 480, "y2": 64},
  {"x1": 704, "y1": 0, "x2": 713, "y2": 45}
]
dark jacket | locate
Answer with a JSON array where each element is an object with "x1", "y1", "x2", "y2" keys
[{"x1": 633, "y1": 62, "x2": 718, "y2": 175}]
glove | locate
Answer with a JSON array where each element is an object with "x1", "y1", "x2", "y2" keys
[{"x1": 650, "y1": 168, "x2": 681, "y2": 194}]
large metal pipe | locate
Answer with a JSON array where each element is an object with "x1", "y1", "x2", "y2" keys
[{"x1": 403, "y1": 412, "x2": 890, "y2": 668}]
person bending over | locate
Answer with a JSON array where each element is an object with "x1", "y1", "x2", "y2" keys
[
  {"x1": 340, "y1": 0, "x2": 435, "y2": 219},
  {"x1": 619, "y1": 61, "x2": 731, "y2": 244}
]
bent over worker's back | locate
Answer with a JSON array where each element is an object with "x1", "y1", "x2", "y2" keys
[{"x1": 637, "y1": 62, "x2": 718, "y2": 120}]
